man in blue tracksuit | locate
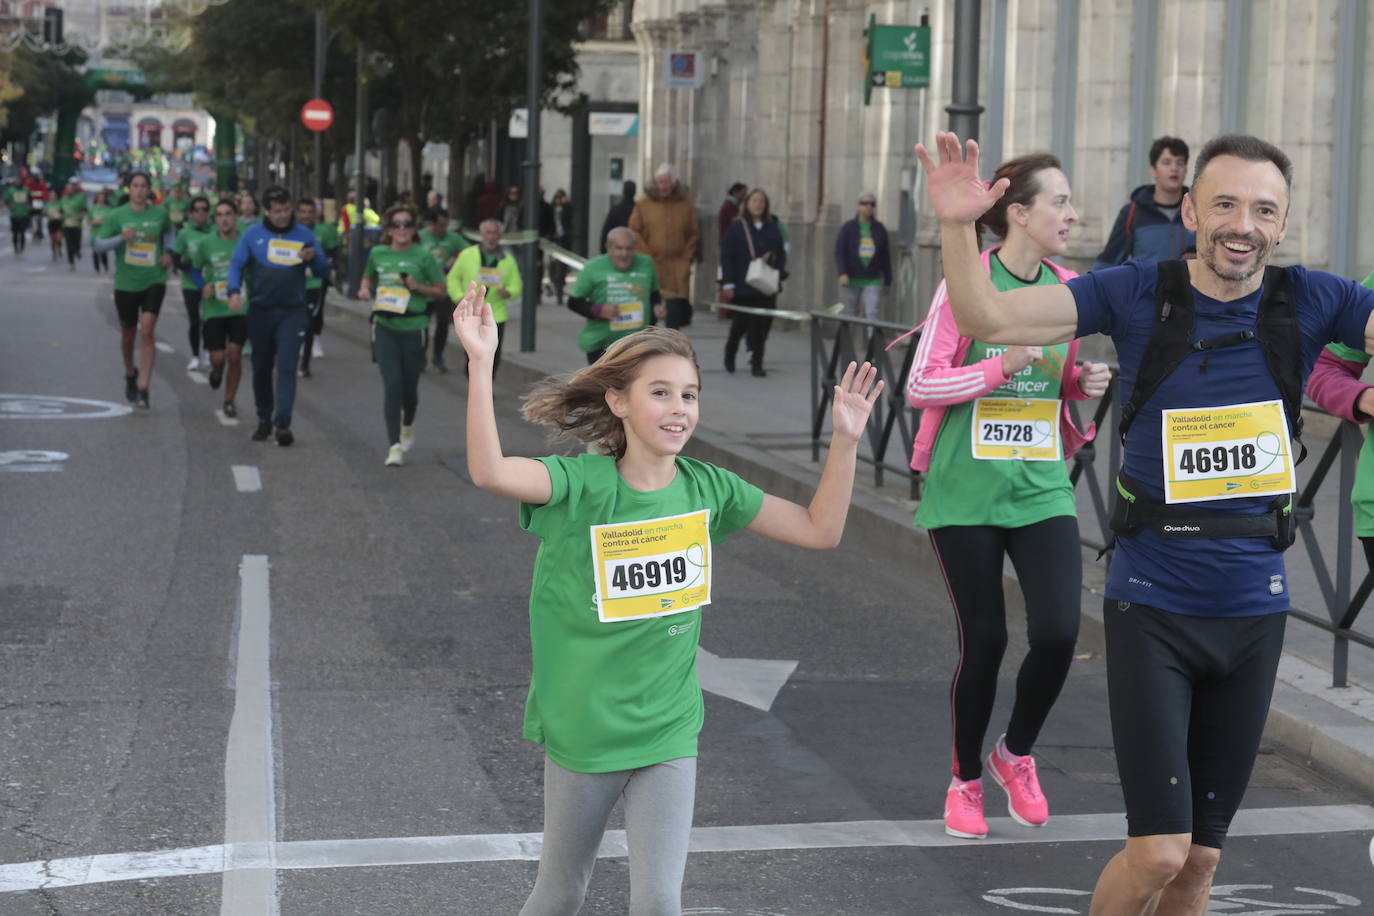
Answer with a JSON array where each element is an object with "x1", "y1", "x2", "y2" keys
[
  {"x1": 1093, "y1": 136, "x2": 1197, "y2": 269},
  {"x1": 226, "y1": 185, "x2": 330, "y2": 446}
]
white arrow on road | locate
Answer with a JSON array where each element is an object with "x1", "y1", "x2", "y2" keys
[{"x1": 696, "y1": 646, "x2": 798, "y2": 711}]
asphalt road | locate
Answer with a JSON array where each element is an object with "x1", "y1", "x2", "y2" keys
[{"x1": 2, "y1": 242, "x2": 1373, "y2": 915}]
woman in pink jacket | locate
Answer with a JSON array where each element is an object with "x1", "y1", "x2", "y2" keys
[{"x1": 905, "y1": 153, "x2": 1111, "y2": 840}]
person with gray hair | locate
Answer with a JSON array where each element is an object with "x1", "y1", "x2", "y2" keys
[
  {"x1": 565, "y1": 226, "x2": 666, "y2": 363},
  {"x1": 834, "y1": 190, "x2": 892, "y2": 320},
  {"x1": 630, "y1": 164, "x2": 699, "y2": 330},
  {"x1": 446, "y1": 218, "x2": 521, "y2": 374}
]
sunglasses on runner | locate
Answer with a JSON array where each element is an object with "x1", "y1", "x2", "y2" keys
[{"x1": 391, "y1": 220, "x2": 415, "y2": 229}]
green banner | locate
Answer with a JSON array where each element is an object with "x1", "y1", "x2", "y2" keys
[{"x1": 865, "y1": 19, "x2": 930, "y2": 105}]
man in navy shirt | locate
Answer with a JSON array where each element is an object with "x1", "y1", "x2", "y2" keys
[
  {"x1": 227, "y1": 185, "x2": 330, "y2": 446},
  {"x1": 917, "y1": 132, "x2": 1374, "y2": 913}
]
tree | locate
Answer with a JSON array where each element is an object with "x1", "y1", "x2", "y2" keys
[
  {"x1": 0, "y1": 51, "x2": 24, "y2": 134},
  {"x1": 0, "y1": 46, "x2": 88, "y2": 152}
]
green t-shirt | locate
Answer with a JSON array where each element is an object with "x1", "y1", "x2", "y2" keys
[
  {"x1": 518, "y1": 454, "x2": 764, "y2": 773},
  {"x1": 174, "y1": 223, "x2": 214, "y2": 291},
  {"x1": 165, "y1": 196, "x2": 188, "y2": 228},
  {"x1": 568, "y1": 253, "x2": 660, "y2": 353},
  {"x1": 851, "y1": 221, "x2": 882, "y2": 288},
  {"x1": 44, "y1": 198, "x2": 61, "y2": 220},
  {"x1": 4, "y1": 186, "x2": 30, "y2": 218},
  {"x1": 97, "y1": 204, "x2": 172, "y2": 292},
  {"x1": 364, "y1": 244, "x2": 444, "y2": 331},
  {"x1": 193, "y1": 231, "x2": 246, "y2": 321},
  {"x1": 60, "y1": 193, "x2": 88, "y2": 228},
  {"x1": 914, "y1": 254, "x2": 1077, "y2": 529},
  {"x1": 88, "y1": 203, "x2": 111, "y2": 231},
  {"x1": 1328, "y1": 268, "x2": 1374, "y2": 535},
  {"x1": 302, "y1": 223, "x2": 337, "y2": 290},
  {"x1": 417, "y1": 228, "x2": 468, "y2": 274}
]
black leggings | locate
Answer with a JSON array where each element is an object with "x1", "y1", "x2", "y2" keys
[
  {"x1": 929, "y1": 515, "x2": 1082, "y2": 781},
  {"x1": 724, "y1": 295, "x2": 776, "y2": 366},
  {"x1": 301, "y1": 286, "x2": 327, "y2": 371},
  {"x1": 63, "y1": 227, "x2": 82, "y2": 266},
  {"x1": 92, "y1": 249, "x2": 109, "y2": 272},
  {"x1": 11, "y1": 216, "x2": 29, "y2": 253},
  {"x1": 182, "y1": 289, "x2": 203, "y2": 356}
]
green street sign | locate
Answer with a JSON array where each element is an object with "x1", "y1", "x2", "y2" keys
[{"x1": 865, "y1": 18, "x2": 930, "y2": 105}]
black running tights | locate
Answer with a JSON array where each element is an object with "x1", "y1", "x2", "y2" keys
[{"x1": 929, "y1": 515, "x2": 1082, "y2": 781}]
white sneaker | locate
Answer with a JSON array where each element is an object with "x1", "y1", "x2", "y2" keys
[
  {"x1": 399, "y1": 425, "x2": 415, "y2": 452},
  {"x1": 312, "y1": 340, "x2": 324, "y2": 359},
  {"x1": 385, "y1": 444, "x2": 404, "y2": 467},
  {"x1": 187, "y1": 356, "x2": 200, "y2": 371}
]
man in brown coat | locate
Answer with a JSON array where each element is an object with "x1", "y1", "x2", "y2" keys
[{"x1": 629, "y1": 163, "x2": 699, "y2": 329}]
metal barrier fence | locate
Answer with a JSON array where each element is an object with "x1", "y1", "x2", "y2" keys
[{"x1": 525, "y1": 239, "x2": 1372, "y2": 686}]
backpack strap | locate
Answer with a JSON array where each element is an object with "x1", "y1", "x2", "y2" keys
[
  {"x1": 1254, "y1": 264, "x2": 1305, "y2": 461},
  {"x1": 1124, "y1": 201, "x2": 1137, "y2": 236},
  {"x1": 1118, "y1": 259, "x2": 1194, "y2": 443}
]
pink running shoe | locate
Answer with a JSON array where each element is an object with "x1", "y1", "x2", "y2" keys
[
  {"x1": 943, "y1": 777, "x2": 989, "y2": 839},
  {"x1": 985, "y1": 737, "x2": 1049, "y2": 827}
]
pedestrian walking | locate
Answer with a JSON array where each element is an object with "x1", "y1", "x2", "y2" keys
[
  {"x1": 358, "y1": 203, "x2": 446, "y2": 467},
  {"x1": 630, "y1": 165, "x2": 698, "y2": 329},
  {"x1": 717, "y1": 182, "x2": 746, "y2": 247},
  {"x1": 91, "y1": 171, "x2": 175, "y2": 409},
  {"x1": 547, "y1": 189, "x2": 574, "y2": 304},
  {"x1": 720, "y1": 188, "x2": 786, "y2": 377},
  {"x1": 88, "y1": 188, "x2": 112, "y2": 272},
  {"x1": 226, "y1": 184, "x2": 331, "y2": 446},
  {"x1": 300, "y1": 198, "x2": 340, "y2": 372},
  {"x1": 905, "y1": 153, "x2": 1109, "y2": 841},
  {"x1": 567, "y1": 227, "x2": 665, "y2": 364},
  {"x1": 1094, "y1": 136, "x2": 1196, "y2": 268},
  {"x1": 452, "y1": 279, "x2": 882, "y2": 916},
  {"x1": 501, "y1": 185, "x2": 522, "y2": 234},
  {"x1": 835, "y1": 191, "x2": 892, "y2": 320},
  {"x1": 598, "y1": 180, "x2": 637, "y2": 253},
  {"x1": 4, "y1": 175, "x2": 31, "y2": 258},
  {"x1": 918, "y1": 131, "x2": 1374, "y2": 914},
  {"x1": 446, "y1": 218, "x2": 520, "y2": 374}
]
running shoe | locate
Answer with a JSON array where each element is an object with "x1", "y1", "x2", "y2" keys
[
  {"x1": 187, "y1": 356, "x2": 200, "y2": 372},
  {"x1": 68, "y1": 263, "x2": 75, "y2": 272},
  {"x1": 222, "y1": 402, "x2": 237, "y2": 419},
  {"x1": 274, "y1": 426, "x2": 294, "y2": 447},
  {"x1": 312, "y1": 340, "x2": 324, "y2": 359},
  {"x1": 433, "y1": 355, "x2": 447, "y2": 374},
  {"x1": 399, "y1": 425, "x2": 414, "y2": 453},
  {"x1": 985, "y1": 737, "x2": 1049, "y2": 827},
  {"x1": 135, "y1": 389, "x2": 150, "y2": 410},
  {"x1": 125, "y1": 372, "x2": 139, "y2": 403},
  {"x1": 251, "y1": 420, "x2": 272, "y2": 441},
  {"x1": 298, "y1": 365, "x2": 311, "y2": 379},
  {"x1": 209, "y1": 364, "x2": 223, "y2": 390},
  {"x1": 385, "y1": 443, "x2": 404, "y2": 467},
  {"x1": 944, "y1": 777, "x2": 988, "y2": 839}
]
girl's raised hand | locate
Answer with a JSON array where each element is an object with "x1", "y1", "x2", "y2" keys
[
  {"x1": 453, "y1": 282, "x2": 499, "y2": 360},
  {"x1": 914, "y1": 132, "x2": 1010, "y2": 226},
  {"x1": 831, "y1": 361, "x2": 883, "y2": 443}
]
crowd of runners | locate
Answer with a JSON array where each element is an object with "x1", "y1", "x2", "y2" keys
[{"x1": 7, "y1": 122, "x2": 1374, "y2": 916}]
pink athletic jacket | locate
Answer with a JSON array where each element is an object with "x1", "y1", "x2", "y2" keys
[
  {"x1": 905, "y1": 247, "x2": 1096, "y2": 472},
  {"x1": 1306, "y1": 347, "x2": 1371, "y2": 422}
]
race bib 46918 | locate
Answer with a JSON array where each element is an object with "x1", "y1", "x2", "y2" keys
[
  {"x1": 1161, "y1": 399, "x2": 1295, "y2": 504},
  {"x1": 590, "y1": 510, "x2": 711, "y2": 622}
]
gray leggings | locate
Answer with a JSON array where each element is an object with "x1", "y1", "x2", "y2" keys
[{"x1": 520, "y1": 755, "x2": 696, "y2": 916}]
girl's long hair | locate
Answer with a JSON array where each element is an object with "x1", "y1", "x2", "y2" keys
[{"x1": 521, "y1": 327, "x2": 700, "y2": 459}]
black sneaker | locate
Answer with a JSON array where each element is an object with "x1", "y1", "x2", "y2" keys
[
  {"x1": 125, "y1": 372, "x2": 138, "y2": 403},
  {"x1": 433, "y1": 355, "x2": 447, "y2": 374},
  {"x1": 274, "y1": 426, "x2": 294, "y2": 447},
  {"x1": 252, "y1": 420, "x2": 272, "y2": 441},
  {"x1": 135, "y1": 389, "x2": 150, "y2": 409},
  {"x1": 222, "y1": 402, "x2": 237, "y2": 419},
  {"x1": 298, "y1": 365, "x2": 312, "y2": 379},
  {"x1": 209, "y1": 364, "x2": 223, "y2": 390}
]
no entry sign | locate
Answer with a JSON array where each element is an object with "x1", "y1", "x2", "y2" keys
[{"x1": 300, "y1": 99, "x2": 334, "y2": 132}]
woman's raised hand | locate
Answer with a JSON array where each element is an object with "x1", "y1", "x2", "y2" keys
[
  {"x1": 831, "y1": 361, "x2": 884, "y2": 443},
  {"x1": 453, "y1": 282, "x2": 499, "y2": 360},
  {"x1": 914, "y1": 132, "x2": 1010, "y2": 226}
]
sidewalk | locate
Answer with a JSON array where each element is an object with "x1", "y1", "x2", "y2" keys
[{"x1": 326, "y1": 286, "x2": 1374, "y2": 796}]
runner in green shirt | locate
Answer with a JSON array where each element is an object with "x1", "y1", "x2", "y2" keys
[
  {"x1": 358, "y1": 203, "x2": 446, "y2": 466},
  {"x1": 297, "y1": 198, "x2": 335, "y2": 377},
  {"x1": 450, "y1": 290, "x2": 882, "y2": 912},
  {"x1": 91, "y1": 171, "x2": 175, "y2": 409},
  {"x1": 567, "y1": 227, "x2": 664, "y2": 364},
  {"x1": 58, "y1": 179, "x2": 89, "y2": 271},
  {"x1": 192, "y1": 197, "x2": 249, "y2": 417},
  {"x1": 4, "y1": 177, "x2": 31, "y2": 257},
  {"x1": 172, "y1": 195, "x2": 214, "y2": 370},
  {"x1": 88, "y1": 189, "x2": 113, "y2": 272},
  {"x1": 418, "y1": 207, "x2": 469, "y2": 372},
  {"x1": 44, "y1": 194, "x2": 63, "y2": 261},
  {"x1": 164, "y1": 183, "x2": 190, "y2": 230}
]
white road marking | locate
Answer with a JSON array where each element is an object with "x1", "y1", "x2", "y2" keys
[
  {"x1": 216, "y1": 409, "x2": 241, "y2": 427},
  {"x1": 155, "y1": 341, "x2": 174, "y2": 353},
  {"x1": 696, "y1": 646, "x2": 798, "y2": 711},
  {"x1": 220, "y1": 555, "x2": 277, "y2": 915},
  {"x1": 230, "y1": 466, "x2": 261, "y2": 492},
  {"x1": 0, "y1": 450, "x2": 68, "y2": 472},
  {"x1": 983, "y1": 884, "x2": 1362, "y2": 914},
  {"x1": 0, "y1": 805, "x2": 1369, "y2": 895},
  {"x1": 0, "y1": 394, "x2": 132, "y2": 420},
  {"x1": 188, "y1": 370, "x2": 209, "y2": 386}
]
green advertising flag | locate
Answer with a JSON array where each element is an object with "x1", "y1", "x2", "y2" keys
[{"x1": 865, "y1": 20, "x2": 931, "y2": 105}]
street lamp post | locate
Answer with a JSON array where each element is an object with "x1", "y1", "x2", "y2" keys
[
  {"x1": 520, "y1": 0, "x2": 543, "y2": 352},
  {"x1": 348, "y1": 44, "x2": 368, "y2": 298}
]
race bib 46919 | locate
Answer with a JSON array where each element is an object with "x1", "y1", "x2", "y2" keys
[
  {"x1": 1161, "y1": 399, "x2": 1295, "y2": 504},
  {"x1": 590, "y1": 510, "x2": 711, "y2": 622}
]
